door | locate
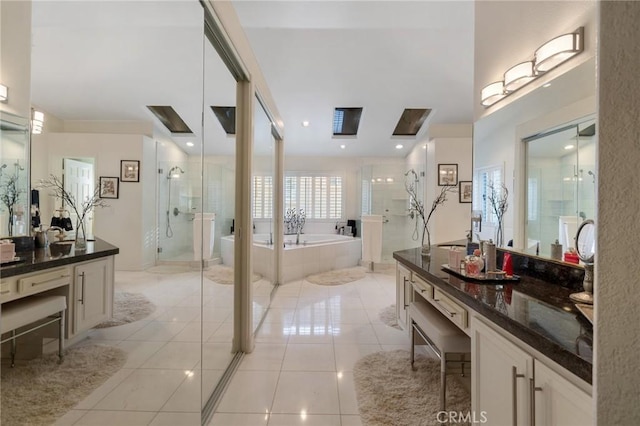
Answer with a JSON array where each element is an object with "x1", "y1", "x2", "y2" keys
[
  {"x1": 533, "y1": 360, "x2": 592, "y2": 426},
  {"x1": 63, "y1": 158, "x2": 95, "y2": 238},
  {"x1": 472, "y1": 318, "x2": 532, "y2": 426},
  {"x1": 74, "y1": 259, "x2": 110, "y2": 333}
]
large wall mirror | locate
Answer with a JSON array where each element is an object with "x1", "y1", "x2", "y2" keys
[
  {"x1": 0, "y1": 112, "x2": 30, "y2": 238},
  {"x1": 524, "y1": 117, "x2": 596, "y2": 256},
  {"x1": 473, "y1": 55, "x2": 596, "y2": 262}
]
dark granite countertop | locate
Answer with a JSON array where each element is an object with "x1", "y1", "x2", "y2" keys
[
  {"x1": 394, "y1": 245, "x2": 593, "y2": 384},
  {"x1": 0, "y1": 238, "x2": 119, "y2": 279}
]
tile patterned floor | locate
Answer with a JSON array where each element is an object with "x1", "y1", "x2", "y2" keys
[{"x1": 51, "y1": 267, "x2": 411, "y2": 425}]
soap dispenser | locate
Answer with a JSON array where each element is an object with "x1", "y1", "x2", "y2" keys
[{"x1": 551, "y1": 239, "x2": 563, "y2": 260}]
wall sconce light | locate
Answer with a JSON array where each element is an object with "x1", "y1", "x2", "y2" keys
[
  {"x1": 32, "y1": 110, "x2": 44, "y2": 134},
  {"x1": 0, "y1": 84, "x2": 7, "y2": 103},
  {"x1": 481, "y1": 27, "x2": 584, "y2": 107}
]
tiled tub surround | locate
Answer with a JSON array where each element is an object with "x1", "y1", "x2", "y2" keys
[
  {"x1": 221, "y1": 234, "x2": 361, "y2": 283},
  {"x1": 393, "y1": 245, "x2": 593, "y2": 384}
]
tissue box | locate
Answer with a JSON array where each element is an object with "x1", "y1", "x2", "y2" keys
[{"x1": 448, "y1": 247, "x2": 462, "y2": 269}]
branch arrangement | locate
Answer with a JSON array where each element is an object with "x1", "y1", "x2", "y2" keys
[
  {"x1": 0, "y1": 164, "x2": 26, "y2": 235},
  {"x1": 405, "y1": 169, "x2": 457, "y2": 248},
  {"x1": 38, "y1": 175, "x2": 108, "y2": 230},
  {"x1": 487, "y1": 181, "x2": 508, "y2": 246}
]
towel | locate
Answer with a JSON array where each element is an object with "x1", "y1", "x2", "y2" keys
[{"x1": 361, "y1": 214, "x2": 383, "y2": 263}]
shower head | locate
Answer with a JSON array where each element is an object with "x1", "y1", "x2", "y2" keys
[
  {"x1": 587, "y1": 170, "x2": 595, "y2": 183},
  {"x1": 167, "y1": 166, "x2": 185, "y2": 179}
]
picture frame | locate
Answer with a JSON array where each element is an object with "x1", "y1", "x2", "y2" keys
[
  {"x1": 99, "y1": 176, "x2": 119, "y2": 199},
  {"x1": 120, "y1": 160, "x2": 140, "y2": 182},
  {"x1": 459, "y1": 180, "x2": 473, "y2": 203},
  {"x1": 438, "y1": 163, "x2": 458, "y2": 186}
]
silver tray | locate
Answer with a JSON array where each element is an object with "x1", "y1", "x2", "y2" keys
[{"x1": 441, "y1": 264, "x2": 520, "y2": 283}]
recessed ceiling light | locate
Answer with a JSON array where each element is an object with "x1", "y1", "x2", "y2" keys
[
  {"x1": 395, "y1": 144, "x2": 403, "y2": 149},
  {"x1": 340, "y1": 144, "x2": 346, "y2": 149},
  {"x1": 376, "y1": 178, "x2": 382, "y2": 182},
  {"x1": 302, "y1": 120, "x2": 310, "y2": 127},
  {"x1": 564, "y1": 144, "x2": 575, "y2": 150},
  {"x1": 186, "y1": 142, "x2": 194, "y2": 147},
  {"x1": 543, "y1": 83, "x2": 552, "y2": 88},
  {"x1": 423, "y1": 144, "x2": 427, "y2": 149},
  {"x1": 386, "y1": 178, "x2": 394, "y2": 183}
]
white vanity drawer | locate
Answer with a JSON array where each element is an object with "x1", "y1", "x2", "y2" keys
[
  {"x1": 433, "y1": 288, "x2": 468, "y2": 331},
  {"x1": 412, "y1": 274, "x2": 433, "y2": 300},
  {"x1": 18, "y1": 268, "x2": 72, "y2": 296}
]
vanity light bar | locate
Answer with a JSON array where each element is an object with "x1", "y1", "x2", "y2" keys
[{"x1": 481, "y1": 27, "x2": 584, "y2": 108}]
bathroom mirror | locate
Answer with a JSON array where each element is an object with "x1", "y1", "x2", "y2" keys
[
  {"x1": 0, "y1": 111, "x2": 30, "y2": 238},
  {"x1": 524, "y1": 116, "x2": 596, "y2": 257}
]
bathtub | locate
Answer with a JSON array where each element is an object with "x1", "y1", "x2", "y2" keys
[{"x1": 221, "y1": 233, "x2": 362, "y2": 283}]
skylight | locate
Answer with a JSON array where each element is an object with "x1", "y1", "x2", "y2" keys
[
  {"x1": 333, "y1": 107, "x2": 363, "y2": 136},
  {"x1": 211, "y1": 106, "x2": 236, "y2": 135},
  {"x1": 146, "y1": 105, "x2": 192, "y2": 134},
  {"x1": 392, "y1": 108, "x2": 431, "y2": 136}
]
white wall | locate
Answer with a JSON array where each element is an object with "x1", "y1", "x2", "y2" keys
[
  {"x1": 0, "y1": 0, "x2": 31, "y2": 118},
  {"x1": 596, "y1": 1, "x2": 640, "y2": 422},
  {"x1": 31, "y1": 131, "x2": 151, "y2": 271}
]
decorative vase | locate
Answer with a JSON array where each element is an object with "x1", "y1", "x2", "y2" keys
[
  {"x1": 421, "y1": 226, "x2": 431, "y2": 258},
  {"x1": 75, "y1": 218, "x2": 87, "y2": 251}
]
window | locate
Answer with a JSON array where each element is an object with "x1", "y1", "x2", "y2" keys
[
  {"x1": 473, "y1": 165, "x2": 503, "y2": 224},
  {"x1": 285, "y1": 173, "x2": 343, "y2": 220},
  {"x1": 252, "y1": 175, "x2": 273, "y2": 219}
]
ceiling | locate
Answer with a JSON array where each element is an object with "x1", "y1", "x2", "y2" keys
[{"x1": 30, "y1": 1, "x2": 475, "y2": 158}]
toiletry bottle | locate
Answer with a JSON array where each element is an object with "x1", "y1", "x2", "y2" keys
[
  {"x1": 550, "y1": 239, "x2": 563, "y2": 260},
  {"x1": 502, "y1": 252, "x2": 513, "y2": 276},
  {"x1": 485, "y1": 240, "x2": 496, "y2": 272}
]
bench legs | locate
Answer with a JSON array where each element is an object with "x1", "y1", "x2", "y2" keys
[{"x1": 5, "y1": 309, "x2": 65, "y2": 367}]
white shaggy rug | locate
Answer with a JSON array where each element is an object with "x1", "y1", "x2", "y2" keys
[
  {"x1": 204, "y1": 264, "x2": 262, "y2": 285},
  {"x1": 353, "y1": 350, "x2": 470, "y2": 426},
  {"x1": 378, "y1": 305, "x2": 401, "y2": 330},
  {"x1": 1, "y1": 344, "x2": 126, "y2": 426},
  {"x1": 94, "y1": 292, "x2": 156, "y2": 328},
  {"x1": 305, "y1": 267, "x2": 367, "y2": 285}
]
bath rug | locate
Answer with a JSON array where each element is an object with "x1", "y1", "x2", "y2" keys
[
  {"x1": 1, "y1": 344, "x2": 127, "y2": 426},
  {"x1": 353, "y1": 350, "x2": 470, "y2": 426},
  {"x1": 204, "y1": 264, "x2": 262, "y2": 285},
  {"x1": 378, "y1": 304, "x2": 401, "y2": 330},
  {"x1": 146, "y1": 264, "x2": 192, "y2": 274},
  {"x1": 305, "y1": 267, "x2": 366, "y2": 285},
  {"x1": 94, "y1": 291, "x2": 156, "y2": 328}
]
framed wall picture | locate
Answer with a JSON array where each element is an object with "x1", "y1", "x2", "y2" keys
[
  {"x1": 459, "y1": 180, "x2": 473, "y2": 203},
  {"x1": 120, "y1": 160, "x2": 140, "y2": 182},
  {"x1": 99, "y1": 176, "x2": 119, "y2": 199},
  {"x1": 438, "y1": 163, "x2": 458, "y2": 186}
]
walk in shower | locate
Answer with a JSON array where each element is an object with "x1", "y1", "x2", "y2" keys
[{"x1": 360, "y1": 164, "x2": 416, "y2": 263}]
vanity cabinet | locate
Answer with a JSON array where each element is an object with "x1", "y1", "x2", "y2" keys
[
  {"x1": 72, "y1": 257, "x2": 113, "y2": 334},
  {"x1": 396, "y1": 262, "x2": 412, "y2": 330},
  {"x1": 472, "y1": 317, "x2": 592, "y2": 426}
]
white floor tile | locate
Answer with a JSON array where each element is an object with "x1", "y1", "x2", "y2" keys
[
  {"x1": 334, "y1": 344, "x2": 382, "y2": 372},
  {"x1": 74, "y1": 368, "x2": 136, "y2": 410},
  {"x1": 116, "y1": 340, "x2": 167, "y2": 369},
  {"x1": 160, "y1": 370, "x2": 201, "y2": 413},
  {"x1": 93, "y1": 369, "x2": 186, "y2": 411},
  {"x1": 332, "y1": 323, "x2": 379, "y2": 345},
  {"x1": 372, "y1": 324, "x2": 411, "y2": 346},
  {"x1": 53, "y1": 409, "x2": 87, "y2": 425},
  {"x1": 141, "y1": 341, "x2": 201, "y2": 369},
  {"x1": 271, "y1": 372, "x2": 340, "y2": 415},
  {"x1": 238, "y1": 343, "x2": 287, "y2": 371},
  {"x1": 281, "y1": 343, "x2": 336, "y2": 372},
  {"x1": 217, "y1": 371, "x2": 280, "y2": 413},
  {"x1": 125, "y1": 321, "x2": 189, "y2": 342},
  {"x1": 208, "y1": 413, "x2": 269, "y2": 426},
  {"x1": 150, "y1": 412, "x2": 201, "y2": 425},
  {"x1": 74, "y1": 409, "x2": 157, "y2": 425},
  {"x1": 267, "y1": 414, "x2": 341, "y2": 426},
  {"x1": 337, "y1": 371, "x2": 359, "y2": 415},
  {"x1": 340, "y1": 415, "x2": 363, "y2": 426}
]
